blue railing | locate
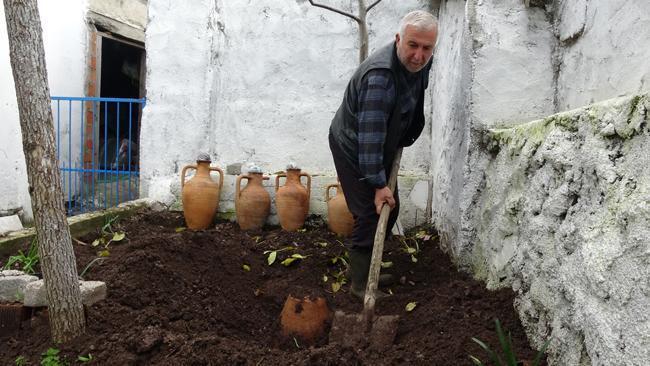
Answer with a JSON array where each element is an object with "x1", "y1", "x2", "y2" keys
[{"x1": 52, "y1": 96, "x2": 145, "y2": 216}]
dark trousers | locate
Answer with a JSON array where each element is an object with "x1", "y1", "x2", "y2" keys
[{"x1": 329, "y1": 133, "x2": 399, "y2": 250}]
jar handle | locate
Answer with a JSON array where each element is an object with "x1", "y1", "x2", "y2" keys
[
  {"x1": 235, "y1": 174, "x2": 250, "y2": 207},
  {"x1": 275, "y1": 172, "x2": 287, "y2": 192},
  {"x1": 325, "y1": 183, "x2": 338, "y2": 202},
  {"x1": 180, "y1": 164, "x2": 197, "y2": 189},
  {"x1": 210, "y1": 166, "x2": 224, "y2": 189},
  {"x1": 300, "y1": 172, "x2": 312, "y2": 198}
]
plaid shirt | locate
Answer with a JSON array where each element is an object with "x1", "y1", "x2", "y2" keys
[{"x1": 357, "y1": 68, "x2": 421, "y2": 188}]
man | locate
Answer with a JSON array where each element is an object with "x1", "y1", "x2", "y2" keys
[{"x1": 328, "y1": 10, "x2": 438, "y2": 300}]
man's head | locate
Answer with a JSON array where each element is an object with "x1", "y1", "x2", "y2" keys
[{"x1": 395, "y1": 11, "x2": 438, "y2": 73}]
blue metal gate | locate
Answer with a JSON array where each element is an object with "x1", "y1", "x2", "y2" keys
[{"x1": 52, "y1": 96, "x2": 145, "y2": 216}]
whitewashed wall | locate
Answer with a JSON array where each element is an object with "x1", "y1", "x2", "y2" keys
[
  {"x1": 556, "y1": 0, "x2": 650, "y2": 110},
  {"x1": 428, "y1": 0, "x2": 650, "y2": 365},
  {"x1": 141, "y1": 0, "x2": 433, "y2": 225},
  {"x1": 0, "y1": 0, "x2": 88, "y2": 222}
]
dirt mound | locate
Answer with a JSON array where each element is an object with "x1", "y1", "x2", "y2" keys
[{"x1": 1, "y1": 210, "x2": 541, "y2": 365}]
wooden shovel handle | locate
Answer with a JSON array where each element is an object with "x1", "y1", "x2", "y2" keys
[{"x1": 363, "y1": 148, "x2": 403, "y2": 322}]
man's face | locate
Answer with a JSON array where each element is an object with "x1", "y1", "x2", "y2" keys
[{"x1": 395, "y1": 25, "x2": 438, "y2": 73}]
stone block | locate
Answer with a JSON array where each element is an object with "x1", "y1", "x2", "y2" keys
[
  {"x1": 24, "y1": 280, "x2": 107, "y2": 307},
  {"x1": 0, "y1": 270, "x2": 38, "y2": 302},
  {"x1": 0, "y1": 215, "x2": 23, "y2": 236}
]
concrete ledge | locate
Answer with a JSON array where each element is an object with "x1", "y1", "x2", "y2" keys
[
  {"x1": 23, "y1": 279, "x2": 107, "y2": 307},
  {"x1": 0, "y1": 215, "x2": 23, "y2": 236},
  {"x1": 0, "y1": 198, "x2": 154, "y2": 257},
  {"x1": 0, "y1": 270, "x2": 38, "y2": 302}
]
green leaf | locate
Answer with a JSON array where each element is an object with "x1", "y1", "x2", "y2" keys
[
  {"x1": 267, "y1": 251, "x2": 277, "y2": 265},
  {"x1": 405, "y1": 302, "x2": 417, "y2": 312},
  {"x1": 317, "y1": 242, "x2": 328, "y2": 247},
  {"x1": 322, "y1": 275, "x2": 328, "y2": 283},
  {"x1": 471, "y1": 337, "x2": 502, "y2": 366},
  {"x1": 98, "y1": 250, "x2": 110, "y2": 257},
  {"x1": 332, "y1": 282, "x2": 341, "y2": 293},
  {"x1": 78, "y1": 353, "x2": 93, "y2": 362},
  {"x1": 112, "y1": 232, "x2": 126, "y2": 242},
  {"x1": 411, "y1": 255, "x2": 418, "y2": 263},
  {"x1": 406, "y1": 247, "x2": 417, "y2": 254},
  {"x1": 468, "y1": 355, "x2": 483, "y2": 365},
  {"x1": 533, "y1": 338, "x2": 552, "y2": 366},
  {"x1": 291, "y1": 254, "x2": 307, "y2": 259},
  {"x1": 495, "y1": 319, "x2": 516, "y2": 366},
  {"x1": 380, "y1": 261, "x2": 393, "y2": 268},
  {"x1": 91, "y1": 239, "x2": 102, "y2": 247},
  {"x1": 175, "y1": 227, "x2": 186, "y2": 233},
  {"x1": 281, "y1": 257, "x2": 298, "y2": 266},
  {"x1": 242, "y1": 264, "x2": 251, "y2": 272}
]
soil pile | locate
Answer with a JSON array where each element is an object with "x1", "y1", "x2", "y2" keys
[{"x1": 1, "y1": 210, "x2": 541, "y2": 365}]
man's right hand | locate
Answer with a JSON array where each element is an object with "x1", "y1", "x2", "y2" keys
[{"x1": 374, "y1": 186, "x2": 395, "y2": 215}]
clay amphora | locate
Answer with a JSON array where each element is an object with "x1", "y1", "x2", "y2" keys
[
  {"x1": 275, "y1": 168, "x2": 311, "y2": 231},
  {"x1": 181, "y1": 154, "x2": 223, "y2": 230},
  {"x1": 235, "y1": 168, "x2": 271, "y2": 230},
  {"x1": 280, "y1": 295, "x2": 331, "y2": 342},
  {"x1": 325, "y1": 183, "x2": 354, "y2": 237}
]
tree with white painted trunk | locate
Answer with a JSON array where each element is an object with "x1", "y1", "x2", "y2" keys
[
  {"x1": 3, "y1": 0, "x2": 85, "y2": 342},
  {"x1": 308, "y1": 0, "x2": 383, "y2": 63}
]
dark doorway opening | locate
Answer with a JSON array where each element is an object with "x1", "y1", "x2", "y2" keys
[{"x1": 98, "y1": 36, "x2": 145, "y2": 171}]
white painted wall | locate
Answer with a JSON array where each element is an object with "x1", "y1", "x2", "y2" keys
[
  {"x1": 142, "y1": 0, "x2": 433, "y2": 224},
  {"x1": 556, "y1": 0, "x2": 650, "y2": 110},
  {"x1": 427, "y1": 0, "x2": 650, "y2": 364},
  {"x1": 0, "y1": 0, "x2": 88, "y2": 222}
]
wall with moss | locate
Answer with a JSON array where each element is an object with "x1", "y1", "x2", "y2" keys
[{"x1": 470, "y1": 95, "x2": 650, "y2": 365}]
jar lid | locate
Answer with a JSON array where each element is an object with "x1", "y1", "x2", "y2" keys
[
  {"x1": 248, "y1": 165, "x2": 263, "y2": 174},
  {"x1": 196, "y1": 152, "x2": 211, "y2": 162},
  {"x1": 286, "y1": 161, "x2": 300, "y2": 170}
]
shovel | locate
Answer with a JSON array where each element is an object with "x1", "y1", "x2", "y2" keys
[{"x1": 329, "y1": 148, "x2": 403, "y2": 349}]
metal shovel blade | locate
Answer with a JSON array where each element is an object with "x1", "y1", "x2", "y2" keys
[{"x1": 329, "y1": 310, "x2": 399, "y2": 349}]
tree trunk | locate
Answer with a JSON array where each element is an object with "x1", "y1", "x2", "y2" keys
[
  {"x1": 3, "y1": 0, "x2": 85, "y2": 343},
  {"x1": 357, "y1": 0, "x2": 368, "y2": 63}
]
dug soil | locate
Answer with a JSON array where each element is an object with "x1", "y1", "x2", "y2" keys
[{"x1": 1, "y1": 210, "x2": 542, "y2": 365}]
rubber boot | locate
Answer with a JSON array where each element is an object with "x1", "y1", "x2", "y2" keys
[{"x1": 348, "y1": 248, "x2": 391, "y2": 301}]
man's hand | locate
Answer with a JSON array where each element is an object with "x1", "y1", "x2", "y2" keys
[{"x1": 374, "y1": 186, "x2": 395, "y2": 215}]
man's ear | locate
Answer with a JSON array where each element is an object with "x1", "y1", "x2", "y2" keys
[{"x1": 395, "y1": 33, "x2": 401, "y2": 44}]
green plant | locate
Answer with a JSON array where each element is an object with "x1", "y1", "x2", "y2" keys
[
  {"x1": 469, "y1": 319, "x2": 550, "y2": 366},
  {"x1": 77, "y1": 353, "x2": 93, "y2": 363},
  {"x1": 90, "y1": 215, "x2": 126, "y2": 255},
  {"x1": 41, "y1": 348, "x2": 66, "y2": 366},
  {"x1": 263, "y1": 247, "x2": 296, "y2": 266},
  {"x1": 79, "y1": 257, "x2": 106, "y2": 279},
  {"x1": 14, "y1": 355, "x2": 27, "y2": 366},
  {"x1": 399, "y1": 236, "x2": 420, "y2": 263},
  {"x1": 3, "y1": 238, "x2": 39, "y2": 274}
]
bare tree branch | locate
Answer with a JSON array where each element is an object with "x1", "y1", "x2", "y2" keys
[
  {"x1": 366, "y1": 0, "x2": 382, "y2": 12},
  {"x1": 308, "y1": 0, "x2": 361, "y2": 23}
]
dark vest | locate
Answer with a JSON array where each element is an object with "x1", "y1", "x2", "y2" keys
[{"x1": 329, "y1": 42, "x2": 430, "y2": 177}]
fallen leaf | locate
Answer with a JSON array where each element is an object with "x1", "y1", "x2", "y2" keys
[
  {"x1": 242, "y1": 264, "x2": 251, "y2": 272},
  {"x1": 267, "y1": 251, "x2": 277, "y2": 265},
  {"x1": 175, "y1": 227, "x2": 186, "y2": 233},
  {"x1": 332, "y1": 282, "x2": 341, "y2": 293},
  {"x1": 405, "y1": 302, "x2": 417, "y2": 312},
  {"x1": 112, "y1": 232, "x2": 126, "y2": 241}
]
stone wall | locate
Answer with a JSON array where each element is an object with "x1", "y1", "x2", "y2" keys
[{"x1": 473, "y1": 94, "x2": 650, "y2": 365}]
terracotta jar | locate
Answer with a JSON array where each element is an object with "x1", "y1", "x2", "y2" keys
[
  {"x1": 235, "y1": 167, "x2": 270, "y2": 230},
  {"x1": 280, "y1": 295, "x2": 331, "y2": 342},
  {"x1": 325, "y1": 182, "x2": 354, "y2": 237},
  {"x1": 275, "y1": 166, "x2": 311, "y2": 231},
  {"x1": 181, "y1": 153, "x2": 223, "y2": 230}
]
